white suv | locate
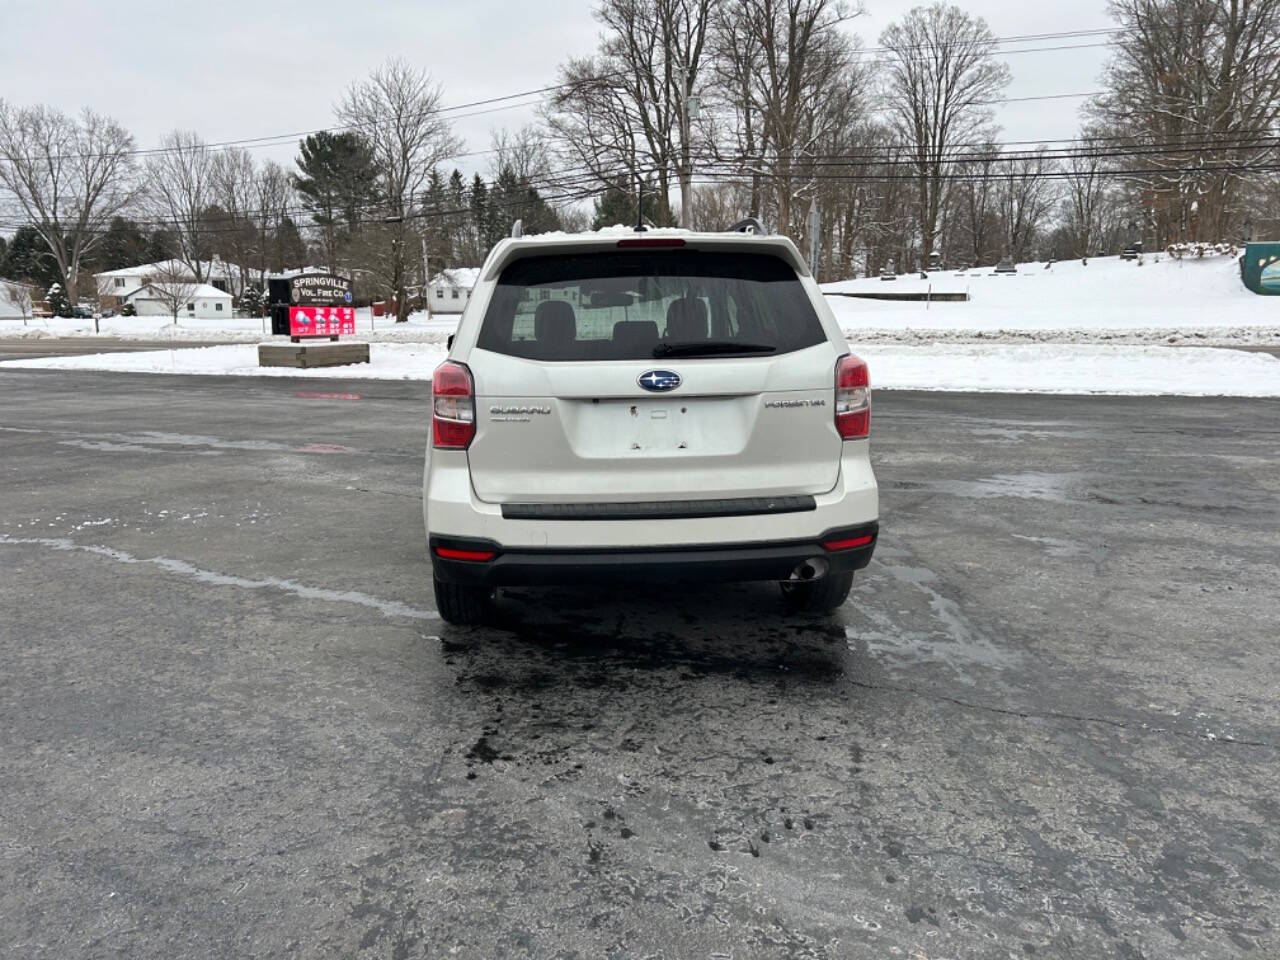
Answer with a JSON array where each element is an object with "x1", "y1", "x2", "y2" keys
[{"x1": 423, "y1": 225, "x2": 878, "y2": 625}]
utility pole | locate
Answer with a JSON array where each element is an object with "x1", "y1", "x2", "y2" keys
[
  {"x1": 678, "y1": 64, "x2": 699, "y2": 229},
  {"x1": 806, "y1": 198, "x2": 821, "y2": 277},
  {"x1": 421, "y1": 234, "x2": 431, "y2": 318}
]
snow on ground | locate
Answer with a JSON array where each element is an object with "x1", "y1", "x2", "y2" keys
[
  {"x1": 0, "y1": 307, "x2": 459, "y2": 342},
  {"x1": 3, "y1": 340, "x2": 1276, "y2": 396},
  {"x1": 854, "y1": 344, "x2": 1279, "y2": 396},
  {"x1": 824, "y1": 255, "x2": 1280, "y2": 345},
  {"x1": 0, "y1": 343, "x2": 449, "y2": 380}
]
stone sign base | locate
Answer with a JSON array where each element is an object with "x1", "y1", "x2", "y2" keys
[{"x1": 258, "y1": 341, "x2": 370, "y2": 369}]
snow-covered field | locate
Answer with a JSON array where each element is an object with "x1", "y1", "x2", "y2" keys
[
  {"x1": 4, "y1": 341, "x2": 1277, "y2": 396},
  {"x1": 826, "y1": 255, "x2": 1280, "y2": 346}
]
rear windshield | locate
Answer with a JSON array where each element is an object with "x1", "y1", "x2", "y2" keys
[{"x1": 475, "y1": 250, "x2": 826, "y2": 361}]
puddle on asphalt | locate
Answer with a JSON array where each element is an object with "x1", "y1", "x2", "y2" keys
[{"x1": 845, "y1": 551, "x2": 1023, "y2": 678}]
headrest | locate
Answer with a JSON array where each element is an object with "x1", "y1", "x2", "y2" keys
[
  {"x1": 665, "y1": 297, "x2": 708, "y2": 340},
  {"x1": 612, "y1": 319, "x2": 659, "y2": 354},
  {"x1": 534, "y1": 299, "x2": 576, "y2": 343}
]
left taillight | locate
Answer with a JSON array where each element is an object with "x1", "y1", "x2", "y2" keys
[
  {"x1": 432, "y1": 360, "x2": 476, "y2": 449},
  {"x1": 835, "y1": 354, "x2": 870, "y2": 440}
]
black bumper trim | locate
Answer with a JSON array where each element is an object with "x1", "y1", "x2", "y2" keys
[
  {"x1": 429, "y1": 522, "x2": 878, "y2": 587},
  {"x1": 500, "y1": 495, "x2": 817, "y2": 522}
]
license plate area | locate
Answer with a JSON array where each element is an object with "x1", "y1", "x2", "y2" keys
[{"x1": 567, "y1": 398, "x2": 749, "y2": 457}]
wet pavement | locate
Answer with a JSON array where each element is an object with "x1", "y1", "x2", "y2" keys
[{"x1": 1, "y1": 370, "x2": 1278, "y2": 959}]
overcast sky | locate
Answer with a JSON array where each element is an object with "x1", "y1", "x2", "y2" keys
[{"x1": 3, "y1": 0, "x2": 1114, "y2": 178}]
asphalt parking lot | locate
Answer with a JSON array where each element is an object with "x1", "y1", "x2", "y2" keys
[{"x1": 2, "y1": 370, "x2": 1278, "y2": 959}]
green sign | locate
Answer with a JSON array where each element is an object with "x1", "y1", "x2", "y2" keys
[{"x1": 1241, "y1": 243, "x2": 1280, "y2": 295}]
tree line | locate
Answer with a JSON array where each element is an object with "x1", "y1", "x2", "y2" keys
[{"x1": 3, "y1": 0, "x2": 1280, "y2": 318}]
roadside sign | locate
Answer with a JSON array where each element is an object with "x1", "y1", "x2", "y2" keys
[
  {"x1": 288, "y1": 273, "x2": 354, "y2": 306},
  {"x1": 289, "y1": 306, "x2": 355, "y2": 337}
]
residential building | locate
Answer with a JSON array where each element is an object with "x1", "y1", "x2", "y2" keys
[{"x1": 427, "y1": 268, "x2": 480, "y2": 315}]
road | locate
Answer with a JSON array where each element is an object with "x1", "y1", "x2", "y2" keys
[{"x1": 1, "y1": 370, "x2": 1278, "y2": 959}]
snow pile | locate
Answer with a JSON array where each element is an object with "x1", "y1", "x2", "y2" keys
[{"x1": 0, "y1": 343, "x2": 449, "y2": 380}]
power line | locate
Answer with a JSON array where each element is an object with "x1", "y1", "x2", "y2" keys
[{"x1": 0, "y1": 26, "x2": 1128, "y2": 168}]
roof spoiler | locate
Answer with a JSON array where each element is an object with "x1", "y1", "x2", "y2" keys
[{"x1": 727, "y1": 217, "x2": 767, "y2": 235}]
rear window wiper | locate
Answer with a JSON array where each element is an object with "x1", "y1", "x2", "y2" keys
[{"x1": 652, "y1": 341, "x2": 777, "y2": 358}]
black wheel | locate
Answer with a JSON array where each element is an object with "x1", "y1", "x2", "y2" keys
[
  {"x1": 780, "y1": 570, "x2": 854, "y2": 615},
  {"x1": 433, "y1": 577, "x2": 493, "y2": 625}
]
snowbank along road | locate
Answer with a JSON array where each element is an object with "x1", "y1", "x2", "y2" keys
[{"x1": 1, "y1": 370, "x2": 1278, "y2": 959}]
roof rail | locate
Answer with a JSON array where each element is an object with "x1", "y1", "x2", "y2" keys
[{"x1": 727, "y1": 217, "x2": 767, "y2": 235}]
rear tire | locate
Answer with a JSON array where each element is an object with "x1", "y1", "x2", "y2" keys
[
  {"x1": 433, "y1": 577, "x2": 493, "y2": 626},
  {"x1": 780, "y1": 570, "x2": 854, "y2": 615}
]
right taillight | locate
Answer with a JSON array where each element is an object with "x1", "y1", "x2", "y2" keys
[
  {"x1": 432, "y1": 360, "x2": 476, "y2": 449},
  {"x1": 835, "y1": 354, "x2": 870, "y2": 440}
]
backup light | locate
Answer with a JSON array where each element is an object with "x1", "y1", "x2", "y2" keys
[
  {"x1": 432, "y1": 360, "x2": 476, "y2": 449},
  {"x1": 835, "y1": 354, "x2": 870, "y2": 439}
]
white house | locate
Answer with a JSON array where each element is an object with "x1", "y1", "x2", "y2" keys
[
  {"x1": 1, "y1": 278, "x2": 37, "y2": 319},
  {"x1": 427, "y1": 268, "x2": 480, "y2": 314},
  {"x1": 96, "y1": 258, "x2": 245, "y2": 310},
  {"x1": 124, "y1": 282, "x2": 234, "y2": 320}
]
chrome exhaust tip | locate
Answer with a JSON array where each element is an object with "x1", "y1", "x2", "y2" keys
[{"x1": 789, "y1": 557, "x2": 829, "y2": 581}]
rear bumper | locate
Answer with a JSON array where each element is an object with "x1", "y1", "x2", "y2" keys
[{"x1": 430, "y1": 522, "x2": 878, "y2": 587}]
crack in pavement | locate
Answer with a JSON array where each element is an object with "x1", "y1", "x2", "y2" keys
[
  {"x1": 842, "y1": 676, "x2": 1276, "y2": 751},
  {"x1": 0, "y1": 535, "x2": 438, "y2": 622}
]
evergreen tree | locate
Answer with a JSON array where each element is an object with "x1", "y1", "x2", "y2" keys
[
  {"x1": 0, "y1": 225, "x2": 62, "y2": 288},
  {"x1": 592, "y1": 177, "x2": 659, "y2": 230},
  {"x1": 421, "y1": 169, "x2": 451, "y2": 265},
  {"x1": 46, "y1": 283, "x2": 71, "y2": 317},
  {"x1": 95, "y1": 217, "x2": 151, "y2": 272},
  {"x1": 469, "y1": 174, "x2": 490, "y2": 261},
  {"x1": 271, "y1": 217, "x2": 308, "y2": 272},
  {"x1": 240, "y1": 284, "x2": 264, "y2": 316},
  {"x1": 293, "y1": 131, "x2": 381, "y2": 271}
]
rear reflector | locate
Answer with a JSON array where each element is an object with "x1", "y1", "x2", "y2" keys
[
  {"x1": 434, "y1": 546, "x2": 496, "y2": 562},
  {"x1": 616, "y1": 238, "x2": 686, "y2": 248},
  {"x1": 823, "y1": 534, "x2": 875, "y2": 552}
]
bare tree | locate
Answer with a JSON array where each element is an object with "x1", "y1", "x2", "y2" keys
[
  {"x1": 951, "y1": 143, "x2": 1002, "y2": 266},
  {"x1": 2, "y1": 280, "x2": 35, "y2": 326},
  {"x1": 337, "y1": 59, "x2": 460, "y2": 321},
  {"x1": 252, "y1": 160, "x2": 293, "y2": 285},
  {"x1": 144, "y1": 130, "x2": 216, "y2": 281},
  {"x1": 715, "y1": 0, "x2": 864, "y2": 236},
  {"x1": 1093, "y1": 0, "x2": 1280, "y2": 243},
  {"x1": 145, "y1": 261, "x2": 199, "y2": 325},
  {"x1": 1061, "y1": 136, "x2": 1115, "y2": 260},
  {"x1": 879, "y1": 3, "x2": 1010, "y2": 264},
  {"x1": 0, "y1": 102, "x2": 138, "y2": 305},
  {"x1": 545, "y1": 0, "x2": 715, "y2": 226},
  {"x1": 997, "y1": 148, "x2": 1059, "y2": 261},
  {"x1": 489, "y1": 125, "x2": 554, "y2": 186},
  {"x1": 209, "y1": 147, "x2": 258, "y2": 297}
]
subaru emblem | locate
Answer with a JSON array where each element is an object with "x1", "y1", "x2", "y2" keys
[{"x1": 638, "y1": 369, "x2": 682, "y2": 392}]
